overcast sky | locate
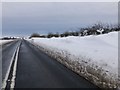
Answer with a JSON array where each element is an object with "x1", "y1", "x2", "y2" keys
[{"x1": 2, "y1": 2, "x2": 118, "y2": 37}]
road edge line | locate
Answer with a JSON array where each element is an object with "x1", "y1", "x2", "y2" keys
[
  {"x1": 2, "y1": 46, "x2": 17, "y2": 89},
  {"x1": 2, "y1": 41, "x2": 21, "y2": 89},
  {"x1": 10, "y1": 43, "x2": 20, "y2": 89}
]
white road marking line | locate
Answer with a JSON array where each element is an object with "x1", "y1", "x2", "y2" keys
[
  {"x1": 10, "y1": 44, "x2": 20, "y2": 88},
  {"x1": 2, "y1": 47, "x2": 17, "y2": 89},
  {"x1": 2, "y1": 42, "x2": 21, "y2": 89}
]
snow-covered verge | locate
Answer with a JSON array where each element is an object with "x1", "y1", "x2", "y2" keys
[
  {"x1": 28, "y1": 31, "x2": 119, "y2": 89},
  {"x1": 0, "y1": 40, "x2": 13, "y2": 45}
]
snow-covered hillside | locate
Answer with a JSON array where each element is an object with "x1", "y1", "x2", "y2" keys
[{"x1": 29, "y1": 31, "x2": 119, "y2": 88}]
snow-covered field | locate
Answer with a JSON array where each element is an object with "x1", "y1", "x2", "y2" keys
[
  {"x1": 0, "y1": 40, "x2": 13, "y2": 45},
  {"x1": 29, "y1": 31, "x2": 119, "y2": 88}
]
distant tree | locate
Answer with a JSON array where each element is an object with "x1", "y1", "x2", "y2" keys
[
  {"x1": 117, "y1": 24, "x2": 120, "y2": 31},
  {"x1": 102, "y1": 28, "x2": 110, "y2": 34},
  {"x1": 54, "y1": 32, "x2": 59, "y2": 37},
  {"x1": 29, "y1": 33, "x2": 40, "y2": 38},
  {"x1": 113, "y1": 24, "x2": 120, "y2": 31},
  {"x1": 39, "y1": 35, "x2": 46, "y2": 38},
  {"x1": 71, "y1": 31, "x2": 79, "y2": 36},
  {"x1": 2, "y1": 37, "x2": 10, "y2": 40},
  {"x1": 29, "y1": 23, "x2": 120, "y2": 39},
  {"x1": 60, "y1": 34, "x2": 65, "y2": 37},
  {"x1": 47, "y1": 32, "x2": 54, "y2": 38},
  {"x1": 63, "y1": 31, "x2": 70, "y2": 37}
]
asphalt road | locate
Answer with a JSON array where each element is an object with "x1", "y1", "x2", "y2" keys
[
  {"x1": 3, "y1": 40, "x2": 100, "y2": 89},
  {"x1": 2, "y1": 40, "x2": 20, "y2": 82}
]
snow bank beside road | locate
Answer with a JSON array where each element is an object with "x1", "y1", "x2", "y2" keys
[
  {"x1": 0, "y1": 40, "x2": 13, "y2": 45},
  {"x1": 30, "y1": 32, "x2": 119, "y2": 88}
]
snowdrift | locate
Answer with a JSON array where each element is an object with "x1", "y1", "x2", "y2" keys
[
  {"x1": 0, "y1": 40, "x2": 13, "y2": 45},
  {"x1": 28, "y1": 31, "x2": 119, "y2": 88}
]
